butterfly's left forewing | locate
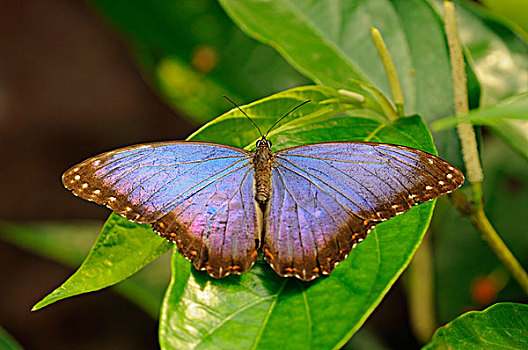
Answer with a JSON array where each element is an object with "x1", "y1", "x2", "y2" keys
[
  {"x1": 264, "y1": 142, "x2": 464, "y2": 281},
  {"x1": 63, "y1": 142, "x2": 261, "y2": 278}
]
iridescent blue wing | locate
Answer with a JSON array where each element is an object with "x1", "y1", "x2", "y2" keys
[
  {"x1": 62, "y1": 142, "x2": 260, "y2": 278},
  {"x1": 264, "y1": 142, "x2": 464, "y2": 281}
]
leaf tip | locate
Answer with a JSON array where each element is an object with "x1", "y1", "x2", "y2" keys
[{"x1": 31, "y1": 300, "x2": 47, "y2": 312}]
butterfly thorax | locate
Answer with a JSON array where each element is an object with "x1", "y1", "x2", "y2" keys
[{"x1": 253, "y1": 138, "x2": 273, "y2": 204}]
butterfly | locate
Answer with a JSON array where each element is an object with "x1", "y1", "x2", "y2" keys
[{"x1": 62, "y1": 101, "x2": 464, "y2": 281}]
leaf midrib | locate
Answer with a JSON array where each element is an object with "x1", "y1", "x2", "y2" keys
[{"x1": 250, "y1": 281, "x2": 288, "y2": 350}]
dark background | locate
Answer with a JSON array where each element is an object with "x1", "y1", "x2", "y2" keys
[{"x1": 0, "y1": 0, "x2": 193, "y2": 348}]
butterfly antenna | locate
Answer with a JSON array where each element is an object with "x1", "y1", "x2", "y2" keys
[
  {"x1": 264, "y1": 100, "x2": 311, "y2": 137},
  {"x1": 223, "y1": 95, "x2": 263, "y2": 138}
]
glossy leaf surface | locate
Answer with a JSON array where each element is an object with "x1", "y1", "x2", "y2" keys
[
  {"x1": 33, "y1": 86, "x2": 443, "y2": 348},
  {"x1": 425, "y1": 303, "x2": 528, "y2": 349}
]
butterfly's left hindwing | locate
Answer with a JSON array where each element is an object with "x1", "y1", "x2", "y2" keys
[{"x1": 63, "y1": 142, "x2": 261, "y2": 278}]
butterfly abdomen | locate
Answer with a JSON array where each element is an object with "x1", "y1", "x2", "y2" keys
[{"x1": 253, "y1": 142, "x2": 273, "y2": 204}]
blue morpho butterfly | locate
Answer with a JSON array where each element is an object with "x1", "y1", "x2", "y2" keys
[{"x1": 63, "y1": 99, "x2": 464, "y2": 281}]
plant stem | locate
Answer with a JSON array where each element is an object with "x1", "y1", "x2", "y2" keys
[
  {"x1": 444, "y1": 1, "x2": 528, "y2": 296},
  {"x1": 472, "y1": 211, "x2": 528, "y2": 292},
  {"x1": 444, "y1": 2, "x2": 484, "y2": 185},
  {"x1": 370, "y1": 27, "x2": 405, "y2": 116}
]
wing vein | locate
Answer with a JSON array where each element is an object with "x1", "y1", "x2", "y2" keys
[
  {"x1": 154, "y1": 160, "x2": 250, "y2": 211},
  {"x1": 276, "y1": 159, "x2": 374, "y2": 216}
]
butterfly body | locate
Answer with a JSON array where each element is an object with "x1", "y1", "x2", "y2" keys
[
  {"x1": 253, "y1": 138, "x2": 274, "y2": 204},
  {"x1": 63, "y1": 137, "x2": 464, "y2": 281}
]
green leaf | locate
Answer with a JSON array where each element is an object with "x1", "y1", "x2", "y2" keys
[
  {"x1": 433, "y1": 93, "x2": 528, "y2": 130},
  {"x1": 0, "y1": 326, "x2": 23, "y2": 350},
  {"x1": 218, "y1": 0, "x2": 457, "y2": 123},
  {"x1": 32, "y1": 214, "x2": 171, "y2": 311},
  {"x1": 159, "y1": 86, "x2": 439, "y2": 349},
  {"x1": 89, "y1": 0, "x2": 308, "y2": 123},
  {"x1": 424, "y1": 303, "x2": 528, "y2": 349},
  {"x1": 432, "y1": 93, "x2": 528, "y2": 161}
]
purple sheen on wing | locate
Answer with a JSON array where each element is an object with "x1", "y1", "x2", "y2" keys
[{"x1": 152, "y1": 163, "x2": 259, "y2": 276}]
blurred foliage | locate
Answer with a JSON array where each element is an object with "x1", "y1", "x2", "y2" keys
[
  {"x1": 433, "y1": 137, "x2": 528, "y2": 323},
  {"x1": 88, "y1": 0, "x2": 309, "y2": 124},
  {"x1": 0, "y1": 326, "x2": 23, "y2": 350},
  {"x1": 431, "y1": 0, "x2": 527, "y2": 105},
  {"x1": 2, "y1": 0, "x2": 527, "y2": 348},
  {"x1": 480, "y1": 0, "x2": 528, "y2": 34}
]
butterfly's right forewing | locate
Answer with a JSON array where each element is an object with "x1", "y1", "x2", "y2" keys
[{"x1": 62, "y1": 142, "x2": 261, "y2": 278}]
